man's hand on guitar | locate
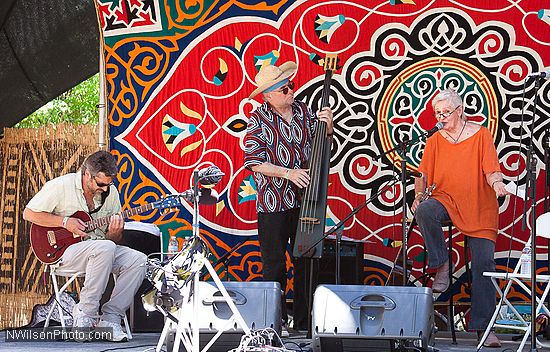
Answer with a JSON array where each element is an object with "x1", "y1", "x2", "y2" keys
[
  {"x1": 317, "y1": 107, "x2": 334, "y2": 135},
  {"x1": 64, "y1": 217, "x2": 88, "y2": 237},
  {"x1": 106, "y1": 213, "x2": 124, "y2": 243},
  {"x1": 288, "y1": 168, "x2": 311, "y2": 189}
]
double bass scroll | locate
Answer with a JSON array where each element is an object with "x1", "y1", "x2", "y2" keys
[{"x1": 293, "y1": 54, "x2": 338, "y2": 258}]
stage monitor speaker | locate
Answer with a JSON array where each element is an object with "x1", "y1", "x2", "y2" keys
[
  {"x1": 312, "y1": 285, "x2": 435, "y2": 352},
  {"x1": 318, "y1": 239, "x2": 364, "y2": 284},
  {"x1": 167, "y1": 281, "x2": 282, "y2": 352}
]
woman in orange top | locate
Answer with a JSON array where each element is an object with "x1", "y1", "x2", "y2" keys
[{"x1": 411, "y1": 89, "x2": 509, "y2": 348}]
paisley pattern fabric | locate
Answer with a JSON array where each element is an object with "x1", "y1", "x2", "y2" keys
[{"x1": 244, "y1": 101, "x2": 316, "y2": 213}]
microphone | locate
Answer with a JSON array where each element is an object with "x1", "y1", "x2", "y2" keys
[
  {"x1": 197, "y1": 165, "x2": 224, "y2": 186},
  {"x1": 528, "y1": 70, "x2": 550, "y2": 79},
  {"x1": 180, "y1": 188, "x2": 219, "y2": 205},
  {"x1": 408, "y1": 171, "x2": 422, "y2": 178},
  {"x1": 426, "y1": 122, "x2": 445, "y2": 137}
]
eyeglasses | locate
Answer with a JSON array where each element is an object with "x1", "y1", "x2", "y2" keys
[
  {"x1": 93, "y1": 175, "x2": 114, "y2": 188},
  {"x1": 273, "y1": 81, "x2": 295, "y2": 95},
  {"x1": 434, "y1": 105, "x2": 461, "y2": 119}
]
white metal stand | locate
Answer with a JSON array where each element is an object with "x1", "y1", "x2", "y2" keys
[
  {"x1": 154, "y1": 169, "x2": 249, "y2": 352},
  {"x1": 155, "y1": 258, "x2": 251, "y2": 352}
]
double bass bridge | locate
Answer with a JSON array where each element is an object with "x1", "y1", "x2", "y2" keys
[{"x1": 299, "y1": 216, "x2": 321, "y2": 225}]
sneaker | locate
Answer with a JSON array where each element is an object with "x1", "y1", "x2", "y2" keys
[
  {"x1": 96, "y1": 319, "x2": 128, "y2": 342},
  {"x1": 281, "y1": 323, "x2": 289, "y2": 338},
  {"x1": 71, "y1": 306, "x2": 96, "y2": 342}
]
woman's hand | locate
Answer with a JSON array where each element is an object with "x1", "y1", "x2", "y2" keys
[
  {"x1": 492, "y1": 181, "x2": 510, "y2": 197},
  {"x1": 411, "y1": 195, "x2": 423, "y2": 213}
]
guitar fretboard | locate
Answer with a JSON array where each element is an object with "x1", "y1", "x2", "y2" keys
[{"x1": 84, "y1": 203, "x2": 156, "y2": 232}]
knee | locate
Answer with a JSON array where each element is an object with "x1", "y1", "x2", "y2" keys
[
  {"x1": 91, "y1": 240, "x2": 117, "y2": 259},
  {"x1": 131, "y1": 251, "x2": 148, "y2": 269},
  {"x1": 137, "y1": 251, "x2": 147, "y2": 266},
  {"x1": 415, "y1": 202, "x2": 430, "y2": 222}
]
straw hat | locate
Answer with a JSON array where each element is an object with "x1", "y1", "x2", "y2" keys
[{"x1": 248, "y1": 61, "x2": 297, "y2": 99}]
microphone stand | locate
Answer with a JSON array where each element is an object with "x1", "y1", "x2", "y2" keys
[
  {"x1": 544, "y1": 130, "x2": 550, "y2": 318},
  {"x1": 300, "y1": 174, "x2": 401, "y2": 283},
  {"x1": 380, "y1": 130, "x2": 433, "y2": 286},
  {"x1": 520, "y1": 76, "x2": 543, "y2": 352},
  {"x1": 211, "y1": 240, "x2": 248, "y2": 281}
]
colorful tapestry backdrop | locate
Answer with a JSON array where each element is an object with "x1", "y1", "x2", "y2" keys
[{"x1": 96, "y1": 0, "x2": 550, "y2": 305}]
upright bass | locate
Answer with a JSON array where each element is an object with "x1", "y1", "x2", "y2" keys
[{"x1": 293, "y1": 54, "x2": 338, "y2": 258}]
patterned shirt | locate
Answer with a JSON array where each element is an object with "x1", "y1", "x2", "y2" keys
[{"x1": 244, "y1": 101, "x2": 317, "y2": 213}]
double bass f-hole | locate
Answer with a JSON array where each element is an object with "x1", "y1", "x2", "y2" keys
[{"x1": 294, "y1": 54, "x2": 338, "y2": 258}]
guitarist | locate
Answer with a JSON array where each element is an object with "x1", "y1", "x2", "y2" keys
[
  {"x1": 411, "y1": 89, "x2": 509, "y2": 348},
  {"x1": 244, "y1": 61, "x2": 334, "y2": 333},
  {"x1": 23, "y1": 150, "x2": 146, "y2": 342}
]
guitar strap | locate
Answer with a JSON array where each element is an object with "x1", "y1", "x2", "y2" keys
[{"x1": 89, "y1": 187, "x2": 110, "y2": 215}]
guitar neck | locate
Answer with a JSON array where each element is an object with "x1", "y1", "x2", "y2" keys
[{"x1": 85, "y1": 203, "x2": 156, "y2": 232}]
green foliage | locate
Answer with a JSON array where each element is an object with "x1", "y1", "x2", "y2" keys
[{"x1": 15, "y1": 74, "x2": 100, "y2": 128}]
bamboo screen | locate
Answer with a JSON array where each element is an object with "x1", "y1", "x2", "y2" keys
[{"x1": 0, "y1": 124, "x2": 99, "y2": 329}]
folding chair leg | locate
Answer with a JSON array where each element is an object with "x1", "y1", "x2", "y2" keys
[
  {"x1": 123, "y1": 314, "x2": 133, "y2": 340},
  {"x1": 44, "y1": 271, "x2": 66, "y2": 330}
]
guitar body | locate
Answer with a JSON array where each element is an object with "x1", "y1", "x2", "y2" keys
[
  {"x1": 30, "y1": 211, "x2": 91, "y2": 264},
  {"x1": 28, "y1": 195, "x2": 182, "y2": 265}
]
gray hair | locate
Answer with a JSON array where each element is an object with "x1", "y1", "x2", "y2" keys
[
  {"x1": 82, "y1": 150, "x2": 118, "y2": 177},
  {"x1": 432, "y1": 89, "x2": 463, "y2": 109}
]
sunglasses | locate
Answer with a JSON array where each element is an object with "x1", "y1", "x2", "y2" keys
[
  {"x1": 273, "y1": 81, "x2": 295, "y2": 95},
  {"x1": 93, "y1": 175, "x2": 114, "y2": 188}
]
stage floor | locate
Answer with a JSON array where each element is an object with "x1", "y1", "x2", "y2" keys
[{"x1": 0, "y1": 330, "x2": 545, "y2": 352}]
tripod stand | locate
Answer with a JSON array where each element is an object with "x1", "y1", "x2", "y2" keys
[{"x1": 153, "y1": 170, "x2": 250, "y2": 352}]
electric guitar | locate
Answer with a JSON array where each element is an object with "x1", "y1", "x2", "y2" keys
[{"x1": 30, "y1": 195, "x2": 182, "y2": 264}]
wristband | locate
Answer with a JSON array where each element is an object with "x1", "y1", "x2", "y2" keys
[
  {"x1": 491, "y1": 180, "x2": 502, "y2": 189},
  {"x1": 284, "y1": 169, "x2": 290, "y2": 180},
  {"x1": 415, "y1": 192, "x2": 424, "y2": 198},
  {"x1": 61, "y1": 216, "x2": 69, "y2": 228}
]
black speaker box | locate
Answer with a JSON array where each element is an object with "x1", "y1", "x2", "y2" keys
[
  {"x1": 122, "y1": 229, "x2": 164, "y2": 332},
  {"x1": 312, "y1": 285, "x2": 435, "y2": 352},
  {"x1": 318, "y1": 239, "x2": 364, "y2": 284}
]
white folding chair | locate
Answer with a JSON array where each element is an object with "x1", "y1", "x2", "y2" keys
[
  {"x1": 44, "y1": 264, "x2": 133, "y2": 339},
  {"x1": 478, "y1": 214, "x2": 550, "y2": 351}
]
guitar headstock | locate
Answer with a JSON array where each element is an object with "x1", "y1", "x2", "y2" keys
[
  {"x1": 154, "y1": 195, "x2": 183, "y2": 210},
  {"x1": 422, "y1": 183, "x2": 437, "y2": 201}
]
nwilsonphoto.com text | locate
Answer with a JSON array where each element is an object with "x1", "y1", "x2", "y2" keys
[{"x1": 5, "y1": 327, "x2": 114, "y2": 341}]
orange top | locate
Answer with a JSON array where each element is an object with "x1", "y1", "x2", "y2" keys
[{"x1": 418, "y1": 127, "x2": 501, "y2": 242}]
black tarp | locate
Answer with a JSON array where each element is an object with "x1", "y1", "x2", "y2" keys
[{"x1": 0, "y1": 0, "x2": 99, "y2": 130}]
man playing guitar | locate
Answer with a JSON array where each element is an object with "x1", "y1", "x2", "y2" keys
[{"x1": 23, "y1": 150, "x2": 146, "y2": 342}]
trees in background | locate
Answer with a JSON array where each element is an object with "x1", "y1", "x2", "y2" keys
[{"x1": 15, "y1": 74, "x2": 99, "y2": 128}]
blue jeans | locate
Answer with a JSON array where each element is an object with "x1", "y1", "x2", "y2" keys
[{"x1": 415, "y1": 198, "x2": 496, "y2": 331}]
